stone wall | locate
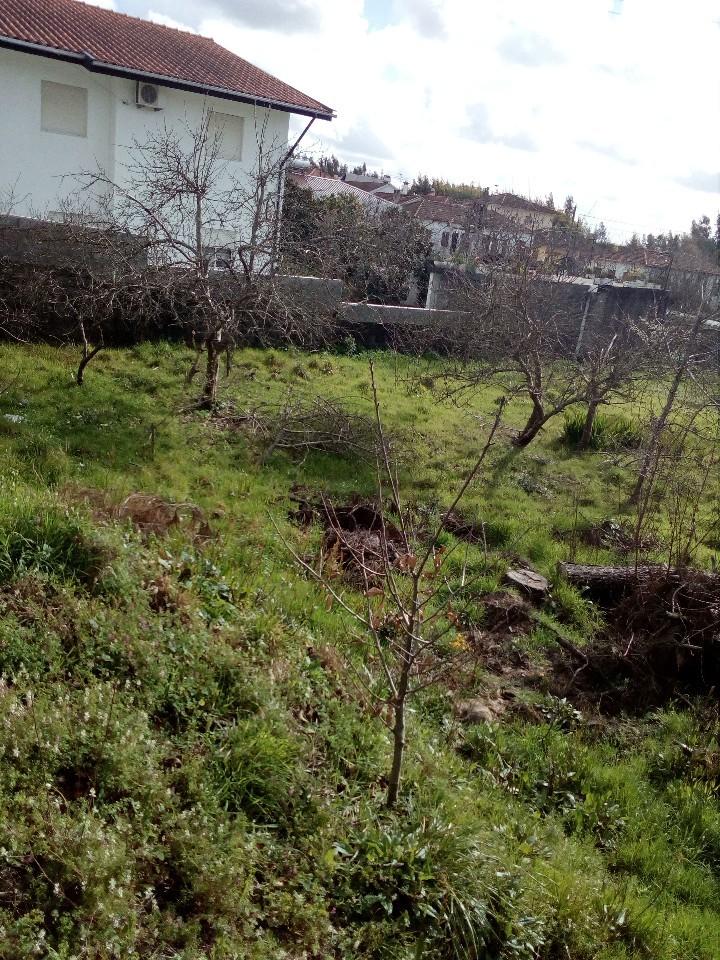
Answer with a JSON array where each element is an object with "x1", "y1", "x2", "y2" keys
[{"x1": 425, "y1": 263, "x2": 669, "y2": 352}]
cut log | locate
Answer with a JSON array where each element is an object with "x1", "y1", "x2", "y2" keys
[
  {"x1": 504, "y1": 567, "x2": 549, "y2": 598},
  {"x1": 558, "y1": 562, "x2": 720, "y2": 603}
]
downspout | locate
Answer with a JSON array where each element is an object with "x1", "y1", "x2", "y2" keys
[
  {"x1": 271, "y1": 117, "x2": 315, "y2": 272},
  {"x1": 575, "y1": 284, "x2": 598, "y2": 358}
]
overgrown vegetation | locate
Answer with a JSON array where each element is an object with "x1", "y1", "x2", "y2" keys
[{"x1": 1, "y1": 342, "x2": 719, "y2": 958}]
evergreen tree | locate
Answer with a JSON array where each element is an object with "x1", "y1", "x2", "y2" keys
[
  {"x1": 690, "y1": 215, "x2": 711, "y2": 241},
  {"x1": 317, "y1": 154, "x2": 347, "y2": 178},
  {"x1": 411, "y1": 174, "x2": 433, "y2": 195},
  {"x1": 594, "y1": 222, "x2": 608, "y2": 242}
]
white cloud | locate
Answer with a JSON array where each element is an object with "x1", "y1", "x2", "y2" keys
[
  {"x1": 496, "y1": 25, "x2": 566, "y2": 66},
  {"x1": 675, "y1": 171, "x2": 720, "y2": 194},
  {"x1": 119, "y1": 0, "x2": 720, "y2": 240},
  {"x1": 394, "y1": 0, "x2": 447, "y2": 39}
]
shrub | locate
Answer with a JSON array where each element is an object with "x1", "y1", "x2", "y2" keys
[
  {"x1": 0, "y1": 495, "x2": 108, "y2": 585},
  {"x1": 14, "y1": 432, "x2": 69, "y2": 486},
  {"x1": 561, "y1": 410, "x2": 643, "y2": 451},
  {"x1": 211, "y1": 714, "x2": 308, "y2": 824},
  {"x1": 334, "y1": 811, "x2": 503, "y2": 959}
]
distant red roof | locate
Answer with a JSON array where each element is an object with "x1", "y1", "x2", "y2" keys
[
  {"x1": 488, "y1": 193, "x2": 555, "y2": 215},
  {"x1": 398, "y1": 194, "x2": 514, "y2": 230},
  {"x1": 0, "y1": 0, "x2": 334, "y2": 119},
  {"x1": 289, "y1": 173, "x2": 395, "y2": 210}
]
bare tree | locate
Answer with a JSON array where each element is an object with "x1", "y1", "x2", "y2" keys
[
  {"x1": 573, "y1": 311, "x2": 667, "y2": 449},
  {"x1": 438, "y1": 258, "x2": 588, "y2": 447},
  {"x1": 280, "y1": 179, "x2": 432, "y2": 305},
  {"x1": 281, "y1": 363, "x2": 506, "y2": 807},
  {"x1": 629, "y1": 293, "x2": 717, "y2": 504},
  {"x1": 73, "y1": 110, "x2": 302, "y2": 407}
]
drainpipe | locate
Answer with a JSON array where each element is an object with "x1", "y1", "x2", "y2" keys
[
  {"x1": 271, "y1": 117, "x2": 315, "y2": 272},
  {"x1": 575, "y1": 284, "x2": 598, "y2": 357}
]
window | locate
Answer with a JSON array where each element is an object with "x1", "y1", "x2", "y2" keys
[
  {"x1": 41, "y1": 80, "x2": 88, "y2": 137},
  {"x1": 441, "y1": 230, "x2": 450, "y2": 248},
  {"x1": 208, "y1": 111, "x2": 244, "y2": 161}
]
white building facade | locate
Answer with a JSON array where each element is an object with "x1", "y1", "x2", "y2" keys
[
  {"x1": 0, "y1": 0, "x2": 333, "y2": 257},
  {"x1": 0, "y1": 47, "x2": 295, "y2": 227}
]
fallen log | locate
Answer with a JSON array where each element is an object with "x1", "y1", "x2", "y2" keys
[{"x1": 558, "y1": 562, "x2": 720, "y2": 603}]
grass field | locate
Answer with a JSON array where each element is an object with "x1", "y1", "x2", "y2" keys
[{"x1": 0, "y1": 340, "x2": 719, "y2": 959}]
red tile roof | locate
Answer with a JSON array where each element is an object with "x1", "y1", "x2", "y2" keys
[
  {"x1": 398, "y1": 194, "x2": 514, "y2": 230},
  {"x1": 0, "y1": 0, "x2": 334, "y2": 119},
  {"x1": 488, "y1": 193, "x2": 555, "y2": 215}
]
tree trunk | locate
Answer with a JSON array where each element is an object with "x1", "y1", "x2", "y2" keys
[
  {"x1": 513, "y1": 401, "x2": 547, "y2": 447},
  {"x1": 386, "y1": 625, "x2": 414, "y2": 808},
  {"x1": 76, "y1": 344, "x2": 102, "y2": 386},
  {"x1": 579, "y1": 400, "x2": 599, "y2": 449},
  {"x1": 558, "y1": 562, "x2": 720, "y2": 601},
  {"x1": 386, "y1": 697, "x2": 405, "y2": 808},
  {"x1": 200, "y1": 338, "x2": 221, "y2": 409}
]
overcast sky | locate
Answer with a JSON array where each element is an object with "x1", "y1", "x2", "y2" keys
[{"x1": 93, "y1": 0, "x2": 718, "y2": 241}]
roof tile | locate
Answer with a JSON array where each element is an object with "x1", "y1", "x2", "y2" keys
[{"x1": 0, "y1": 0, "x2": 334, "y2": 118}]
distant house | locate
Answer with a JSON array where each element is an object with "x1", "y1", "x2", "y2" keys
[
  {"x1": 398, "y1": 193, "x2": 531, "y2": 259},
  {"x1": 486, "y1": 193, "x2": 556, "y2": 232},
  {"x1": 289, "y1": 172, "x2": 396, "y2": 212},
  {"x1": 588, "y1": 244, "x2": 719, "y2": 297},
  {"x1": 344, "y1": 173, "x2": 402, "y2": 199},
  {"x1": 588, "y1": 246, "x2": 670, "y2": 282},
  {"x1": 0, "y1": 0, "x2": 333, "y2": 257},
  {"x1": 397, "y1": 195, "x2": 472, "y2": 254}
]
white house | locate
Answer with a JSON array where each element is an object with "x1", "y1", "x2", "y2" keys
[
  {"x1": 0, "y1": 0, "x2": 334, "y2": 258},
  {"x1": 397, "y1": 194, "x2": 531, "y2": 260}
]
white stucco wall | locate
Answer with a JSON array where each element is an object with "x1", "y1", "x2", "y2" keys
[
  {"x1": 423, "y1": 220, "x2": 466, "y2": 254},
  {"x1": 0, "y1": 47, "x2": 290, "y2": 245}
]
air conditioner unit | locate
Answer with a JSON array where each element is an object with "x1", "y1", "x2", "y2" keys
[
  {"x1": 136, "y1": 81, "x2": 162, "y2": 109},
  {"x1": 208, "y1": 247, "x2": 234, "y2": 272}
]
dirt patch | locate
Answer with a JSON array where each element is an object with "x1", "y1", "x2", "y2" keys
[
  {"x1": 290, "y1": 489, "x2": 407, "y2": 586},
  {"x1": 442, "y1": 509, "x2": 486, "y2": 543},
  {"x1": 553, "y1": 567, "x2": 720, "y2": 713},
  {"x1": 481, "y1": 591, "x2": 534, "y2": 634},
  {"x1": 64, "y1": 486, "x2": 212, "y2": 539},
  {"x1": 581, "y1": 519, "x2": 660, "y2": 553}
]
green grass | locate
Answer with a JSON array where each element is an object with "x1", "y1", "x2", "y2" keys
[{"x1": 0, "y1": 341, "x2": 719, "y2": 958}]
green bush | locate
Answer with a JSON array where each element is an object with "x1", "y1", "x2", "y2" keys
[
  {"x1": 561, "y1": 410, "x2": 643, "y2": 451},
  {"x1": 212, "y1": 714, "x2": 308, "y2": 824},
  {"x1": 334, "y1": 812, "x2": 503, "y2": 959},
  {"x1": 0, "y1": 494, "x2": 108, "y2": 585}
]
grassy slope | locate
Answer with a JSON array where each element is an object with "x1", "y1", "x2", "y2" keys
[{"x1": 0, "y1": 341, "x2": 718, "y2": 959}]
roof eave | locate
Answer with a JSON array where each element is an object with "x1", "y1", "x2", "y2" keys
[{"x1": 0, "y1": 35, "x2": 336, "y2": 121}]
